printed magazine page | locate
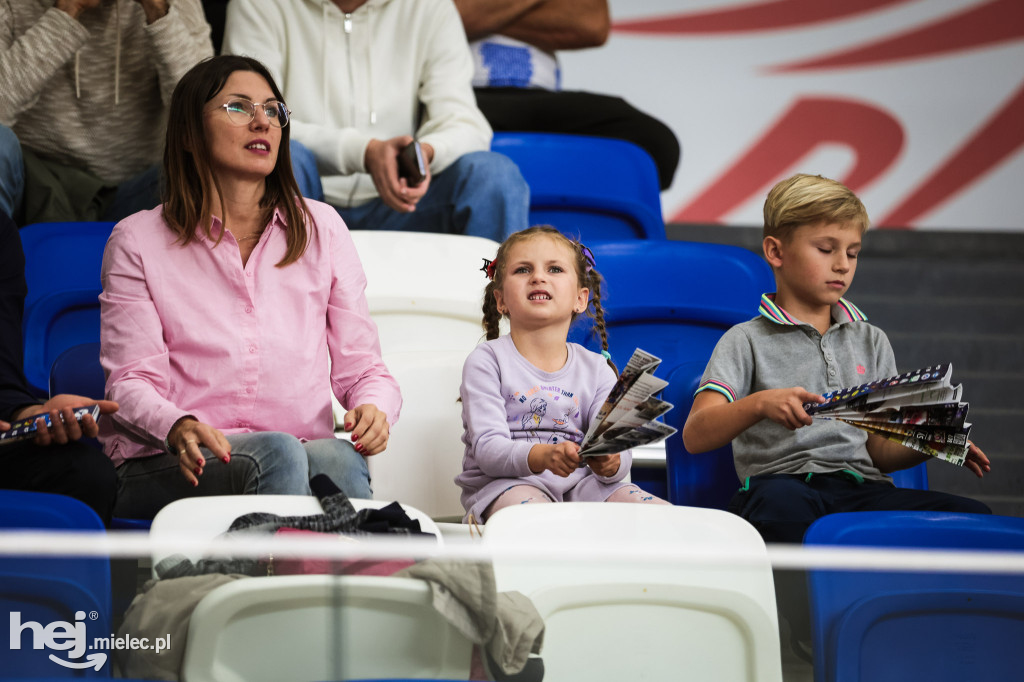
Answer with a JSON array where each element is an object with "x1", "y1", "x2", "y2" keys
[
  {"x1": 805, "y1": 364, "x2": 955, "y2": 415},
  {"x1": 806, "y1": 364, "x2": 972, "y2": 466},
  {"x1": 854, "y1": 422, "x2": 970, "y2": 466},
  {"x1": 580, "y1": 348, "x2": 676, "y2": 457},
  {"x1": 582, "y1": 421, "x2": 677, "y2": 457}
]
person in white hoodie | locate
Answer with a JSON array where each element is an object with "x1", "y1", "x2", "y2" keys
[
  {"x1": 222, "y1": 0, "x2": 529, "y2": 241},
  {"x1": 0, "y1": 0, "x2": 214, "y2": 223}
]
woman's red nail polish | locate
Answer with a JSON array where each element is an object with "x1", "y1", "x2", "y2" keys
[{"x1": 345, "y1": 423, "x2": 352, "y2": 430}]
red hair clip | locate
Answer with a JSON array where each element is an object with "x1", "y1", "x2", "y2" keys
[{"x1": 481, "y1": 258, "x2": 496, "y2": 280}]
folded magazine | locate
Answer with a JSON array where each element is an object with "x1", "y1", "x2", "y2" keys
[
  {"x1": 803, "y1": 363, "x2": 971, "y2": 466},
  {"x1": 579, "y1": 348, "x2": 677, "y2": 457}
]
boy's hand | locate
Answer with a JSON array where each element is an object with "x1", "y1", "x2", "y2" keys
[
  {"x1": 528, "y1": 442, "x2": 580, "y2": 477},
  {"x1": 587, "y1": 453, "x2": 620, "y2": 477},
  {"x1": 964, "y1": 441, "x2": 991, "y2": 479},
  {"x1": 756, "y1": 387, "x2": 824, "y2": 430}
]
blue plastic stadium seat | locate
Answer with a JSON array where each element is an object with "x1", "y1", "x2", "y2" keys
[
  {"x1": 48, "y1": 343, "x2": 153, "y2": 530},
  {"x1": 20, "y1": 222, "x2": 115, "y2": 395},
  {"x1": 0, "y1": 490, "x2": 112, "y2": 678},
  {"x1": 566, "y1": 240, "x2": 771, "y2": 505},
  {"x1": 663, "y1": 361, "x2": 740, "y2": 509},
  {"x1": 569, "y1": 239, "x2": 774, "y2": 378},
  {"x1": 48, "y1": 341, "x2": 105, "y2": 400},
  {"x1": 806, "y1": 511, "x2": 1024, "y2": 682},
  {"x1": 888, "y1": 460, "x2": 929, "y2": 489},
  {"x1": 491, "y1": 132, "x2": 665, "y2": 241}
]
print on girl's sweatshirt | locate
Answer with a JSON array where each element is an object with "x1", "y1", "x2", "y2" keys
[{"x1": 509, "y1": 384, "x2": 581, "y2": 444}]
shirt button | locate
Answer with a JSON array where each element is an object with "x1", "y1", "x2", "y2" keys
[
  {"x1": 829, "y1": 369, "x2": 837, "y2": 376},
  {"x1": 245, "y1": 305, "x2": 253, "y2": 314},
  {"x1": 249, "y1": 346, "x2": 257, "y2": 353},
  {"x1": 245, "y1": 387, "x2": 254, "y2": 394}
]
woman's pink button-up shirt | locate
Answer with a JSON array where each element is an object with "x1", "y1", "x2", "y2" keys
[{"x1": 99, "y1": 200, "x2": 401, "y2": 466}]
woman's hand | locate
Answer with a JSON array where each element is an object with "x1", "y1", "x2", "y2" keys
[
  {"x1": 12, "y1": 395, "x2": 119, "y2": 446},
  {"x1": 528, "y1": 442, "x2": 581, "y2": 477},
  {"x1": 167, "y1": 417, "x2": 232, "y2": 486},
  {"x1": 343, "y1": 404, "x2": 390, "y2": 456},
  {"x1": 586, "y1": 452, "x2": 621, "y2": 477}
]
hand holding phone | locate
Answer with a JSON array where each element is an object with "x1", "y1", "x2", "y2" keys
[
  {"x1": 0, "y1": 404, "x2": 101, "y2": 446},
  {"x1": 397, "y1": 140, "x2": 426, "y2": 187}
]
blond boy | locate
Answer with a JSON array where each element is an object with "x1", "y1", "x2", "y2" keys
[
  {"x1": 682, "y1": 173, "x2": 992, "y2": 653},
  {"x1": 683, "y1": 174, "x2": 990, "y2": 544}
]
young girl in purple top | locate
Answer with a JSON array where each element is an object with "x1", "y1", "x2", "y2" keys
[{"x1": 455, "y1": 226, "x2": 669, "y2": 523}]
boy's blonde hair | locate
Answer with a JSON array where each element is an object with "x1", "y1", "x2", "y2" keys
[{"x1": 763, "y1": 174, "x2": 869, "y2": 242}]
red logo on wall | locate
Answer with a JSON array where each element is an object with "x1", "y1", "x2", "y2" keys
[{"x1": 614, "y1": 0, "x2": 1024, "y2": 228}]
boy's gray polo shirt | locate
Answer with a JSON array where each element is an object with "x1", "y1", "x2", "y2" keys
[{"x1": 698, "y1": 293, "x2": 897, "y2": 483}]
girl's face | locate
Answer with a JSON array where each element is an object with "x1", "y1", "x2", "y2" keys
[
  {"x1": 494, "y1": 236, "x2": 589, "y2": 331},
  {"x1": 202, "y1": 70, "x2": 282, "y2": 185}
]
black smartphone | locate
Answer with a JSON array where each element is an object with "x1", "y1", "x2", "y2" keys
[
  {"x1": 397, "y1": 140, "x2": 426, "y2": 187},
  {"x1": 0, "y1": 404, "x2": 101, "y2": 446}
]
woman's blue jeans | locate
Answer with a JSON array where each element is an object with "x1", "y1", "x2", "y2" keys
[{"x1": 112, "y1": 432, "x2": 371, "y2": 519}]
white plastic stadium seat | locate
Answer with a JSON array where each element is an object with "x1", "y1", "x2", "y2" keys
[
  {"x1": 483, "y1": 503, "x2": 783, "y2": 682},
  {"x1": 363, "y1": 349, "x2": 468, "y2": 520},
  {"x1": 350, "y1": 230, "x2": 498, "y2": 356},
  {"x1": 182, "y1": 574, "x2": 473, "y2": 682},
  {"x1": 329, "y1": 232, "x2": 499, "y2": 517}
]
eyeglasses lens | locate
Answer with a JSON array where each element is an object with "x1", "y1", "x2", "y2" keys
[{"x1": 224, "y1": 99, "x2": 289, "y2": 128}]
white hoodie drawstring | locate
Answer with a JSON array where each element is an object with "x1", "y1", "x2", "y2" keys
[
  {"x1": 368, "y1": 3, "x2": 375, "y2": 125},
  {"x1": 321, "y1": 1, "x2": 328, "y2": 121}
]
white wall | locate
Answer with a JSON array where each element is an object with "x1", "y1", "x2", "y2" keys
[{"x1": 561, "y1": 0, "x2": 1024, "y2": 230}]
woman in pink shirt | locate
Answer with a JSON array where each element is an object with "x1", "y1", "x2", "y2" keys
[{"x1": 99, "y1": 56, "x2": 401, "y2": 519}]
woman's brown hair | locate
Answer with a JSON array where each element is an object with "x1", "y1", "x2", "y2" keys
[
  {"x1": 482, "y1": 226, "x2": 616, "y2": 372},
  {"x1": 162, "y1": 55, "x2": 310, "y2": 266}
]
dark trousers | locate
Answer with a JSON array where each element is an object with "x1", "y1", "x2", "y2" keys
[
  {"x1": 729, "y1": 472, "x2": 991, "y2": 644},
  {"x1": 728, "y1": 472, "x2": 991, "y2": 544},
  {"x1": 1, "y1": 439, "x2": 118, "y2": 526},
  {"x1": 474, "y1": 87, "x2": 681, "y2": 190}
]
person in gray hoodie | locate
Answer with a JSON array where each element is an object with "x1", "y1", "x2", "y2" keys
[{"x1": 0, "y1": 0, "x2": 214, "y2": 224}]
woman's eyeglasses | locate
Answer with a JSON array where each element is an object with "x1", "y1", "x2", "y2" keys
[{"x1": 218, "y1": 98, "x2": 290, "y2": 128}]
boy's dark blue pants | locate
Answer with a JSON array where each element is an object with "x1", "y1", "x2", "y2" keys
[
  {"x1": 728, "y1": 471, "x2": 991, "y2": 649},
  {"x1": 728, "y1": 471, "x2": 991, "y2": 545}
]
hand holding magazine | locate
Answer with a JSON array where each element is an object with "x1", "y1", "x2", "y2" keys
[
  {"x1": 803, "y1": 364, "x2": 972, "y2": 466},
  {"x1": 579, "y1": 349, "x2": 677, "y2": 457}
]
